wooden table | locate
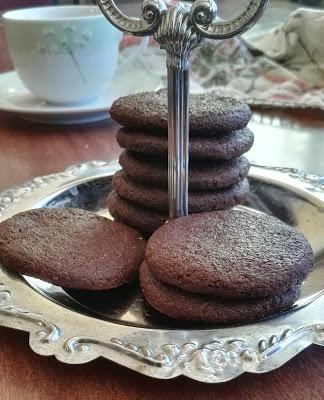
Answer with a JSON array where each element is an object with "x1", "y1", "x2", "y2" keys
[{"x1": 0, "y1": 6, "x2": 324, "y2": 400}]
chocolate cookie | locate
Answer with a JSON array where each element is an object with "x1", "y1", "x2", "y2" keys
[
  {"x1": 113, "y1": 170, "x2": 249, "y2": 212},
  {"x1": 117, "y1": 127, "x2": 254, "y2": 160},
  {"x1": 145, "y1": 210, "x2": 313, "y2": 299},
  {"x1": 110, "y1": 90, "x2": 252, "y2": 134},
  {"x1": 119, "y1": 151, "x2": 250, "y2": 190},
  {"x1": 0, "y1": 208, "x2": 146, "y2": 290},
  {"x1": 140, "y1": 262, "x2": 301, "y2": 324},
  {"x1": 108, "y1": 191, "x2": 166, "y2": 234}
]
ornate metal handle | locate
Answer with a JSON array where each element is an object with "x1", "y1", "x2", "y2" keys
[
  {"x1": 97, "y1": 1, "x2": 268, "y2": 38},
  {"x1": 190, "y1": 0, "x2": 268, "y2": 39},
  {"x1": 97, "y1": 0, "x2": 268, "y2": 218},
  {"x1": 97, "y1": 0, "x2": 167, "y2": 36}
]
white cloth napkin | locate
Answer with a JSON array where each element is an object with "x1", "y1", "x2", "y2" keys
[{"x1": 251, "y1": 8, "x2": 324, "y2": 88}]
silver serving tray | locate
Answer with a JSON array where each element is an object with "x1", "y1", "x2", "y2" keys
[{"x1": 0, "y1": 161, "x2": 323, "y2": 383}]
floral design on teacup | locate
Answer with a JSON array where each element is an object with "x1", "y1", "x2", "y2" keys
[{"x1": 37, "y1": 24, "x2": 93, "y2": 84}]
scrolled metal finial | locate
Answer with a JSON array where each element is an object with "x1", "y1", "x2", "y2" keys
[
  {"x1": 191, "y1": 0, "x2": 268, "y2": 39},
  {"x1": 97, "y1": 0, "x2": 166, "y2": 36},
  {"x1": 142, "y1": 0, "x2": 166, "y2": 25},
  {"x1": 155, "y1": 3, "x2": 203, "y2": 69},
  {"x1": 189, "y1": 0, "x2": 217, "y2": 27}
]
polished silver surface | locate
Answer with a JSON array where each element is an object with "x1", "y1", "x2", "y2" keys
[
  {"x1": 248, "y1": 112, "x2": 324, "y2": 176},
  {"x1": 97, "y1": 0, "x2": 268, "y2": 218},
  {"x1": 0, "y1": 161, "x2": 323, "y2": 382},
  {"x1": 167, "y1": 67, "x2": 189, "y2": 217}
]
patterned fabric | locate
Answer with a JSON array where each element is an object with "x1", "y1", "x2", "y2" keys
[{"x1": 190, "y1": 8, "x2": 324, "y2": 110}]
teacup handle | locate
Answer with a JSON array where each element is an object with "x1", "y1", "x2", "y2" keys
[{"x1": 118, "y1": 36, "x2": 149, "y2": 69}]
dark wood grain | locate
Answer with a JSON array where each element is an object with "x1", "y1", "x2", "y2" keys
[
  {"x1": 0, "y1": 111, "x2": 121, "y2": 191},
  {"x1": 0, "y1": 2, "x2": 324, "y2": 398}
]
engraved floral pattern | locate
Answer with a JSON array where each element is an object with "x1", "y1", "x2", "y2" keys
[{"x1": 62, "y1": 325, "x2": 324, "y2": 381}]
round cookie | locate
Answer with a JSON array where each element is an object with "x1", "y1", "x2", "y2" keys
[
  {"x1": 110, "y1": 90, "x2": 252, "y2": 135},
  {"x1": 117, "y1": 127, "x2": 254, "y2": 160},
  {"x1": 112, "y1": 170, "x2": 249, "y2": 212},
  {"x1": 0, "y1": 208, "x2": 146, "y2": 290},
  {"x1": 119, "y1": 151, "x2": 250, "y2": 190},
  {"x1": 140, "y1": 262, "x2": 301, "y2": 324},
  {"x1": 108, "y1": 190, "x2": 167, "y2": 234},
  {"x1": 145, "y1": 210, "x2": 313, "y2": 299}
]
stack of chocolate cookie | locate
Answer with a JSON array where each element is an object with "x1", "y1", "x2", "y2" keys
[
  {"x1": 108, "y1": 90, "x2": 254, "y2": 234},
  {"x1": 140, "y1": 210, "x2": 313, "y2": 324}
]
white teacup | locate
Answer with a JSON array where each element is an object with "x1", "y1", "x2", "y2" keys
[{"x1": 3, "y1": 6, "x2": 146, "y2": 105}]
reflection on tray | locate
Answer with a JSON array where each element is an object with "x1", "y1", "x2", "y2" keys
[{"x1": 19, "y1": 172, "x2": 323, "y2": 330}]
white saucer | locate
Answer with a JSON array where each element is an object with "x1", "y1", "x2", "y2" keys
[{"x1": 0, "y1": 67, "x2": 162, "y2": 125}]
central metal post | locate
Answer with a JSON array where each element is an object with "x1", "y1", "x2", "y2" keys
[
  {"x1": 97, "y1": 0, "x2": 269, "y2": 220},
  {"x1": 168, "y1": 67, "x2": 189, "y2": 218}
]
